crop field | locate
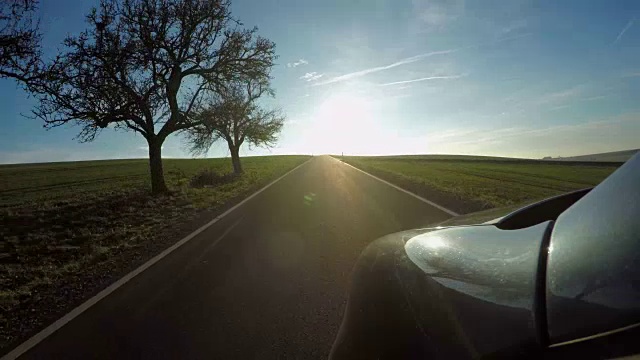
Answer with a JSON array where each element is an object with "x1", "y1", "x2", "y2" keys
[
  {"x1": 339, "y1": 155, "x2": 621, "y2": 213},
  {"x1": 0, "y1": 155, "x2": 308, "y2": 348},
  {"x1": 0, "y1": 156, "x2": 308, "y2": 207}
]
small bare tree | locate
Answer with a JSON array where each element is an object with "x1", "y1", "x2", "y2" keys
[
  {"x1": 28, "y1": 0, "x2": 276, "y2": 194},
  {"x1": 188, "y1": 78, "x2": 284, "y2": 174},
  {"x1": 0, "y1": 0, "x2": 40, "y2": 82}
]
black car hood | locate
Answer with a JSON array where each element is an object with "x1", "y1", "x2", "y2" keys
[{"x1": 399, "y1": 222, "x2": 552, "y2": 357}]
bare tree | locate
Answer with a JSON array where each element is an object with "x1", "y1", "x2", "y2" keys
[
  {"x1": 188, "y1": 78, "x2": 284, "y2": 174},
  {"x1": 28, "y1": 0, "x2": 276, "y2": 194},
  {"x1": 0, "y1": 0, "x2": 40, "y2": 82}
]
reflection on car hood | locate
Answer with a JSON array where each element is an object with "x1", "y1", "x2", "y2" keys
[
  {"x1": 405, "y1": 222, "x2": 550, "y2": 308},
  {"x1": 402, "y1": 221, "x2": 552, "y2": 356}
]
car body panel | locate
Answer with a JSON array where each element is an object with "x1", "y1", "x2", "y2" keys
[
  {"x1": 546, "y1": 152, "x2": 640, "y2": 344},
  {"x1": 404, "y1": 221, "x2": 552, "y2": 356}
]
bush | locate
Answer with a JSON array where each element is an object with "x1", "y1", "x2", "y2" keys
[{"x1": 189, "y1": 169, "x2": 239, "y2": 188}]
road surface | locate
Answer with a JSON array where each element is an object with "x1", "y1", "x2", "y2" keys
[{"x1": 18, "y1": 156, "x2": 453, "y2": 359}]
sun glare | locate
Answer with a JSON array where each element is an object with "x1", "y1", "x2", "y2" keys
[{"x1": 305, "y1": 92, "x2": 383, "y2": 154}]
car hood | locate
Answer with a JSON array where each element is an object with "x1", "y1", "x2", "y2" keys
[{"x1": 380, "y1": 221, "x2": 553, "y2": 357}]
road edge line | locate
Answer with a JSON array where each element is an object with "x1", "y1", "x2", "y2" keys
[
  {"x1": 334, "y1": 157, "x2": 459, "y2": 217},
  {"x1": 1, "y1": 157, "x2": 312, "y2": 360}
]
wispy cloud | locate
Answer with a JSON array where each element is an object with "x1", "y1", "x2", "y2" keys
[
  {"x1": 535, "y1": 85, "x2": 585, "y2": 106},
  {"x1": 313, "y1": 49, "x2": 456, "y2": 86},
  {"x1": 579, "y1": 94, "x2": 612, "y2": 102},
  {"x1": 313, "y1": 33, "x2": 529, "y2": 87},
  {"x1": 499, "y1": 19, "x2": 528, "y2": 37},
  {"x1": 286, "y1": 59, "x2": 309, "y2": 68},
  {"x1": 416, "y1": 113, "x2": 640, "y2": 158},
  {"x1": 614, "y1": 18, "x2": 635, "y2": 44},
  {"x1": 428, "y1": 128, "x2": 484, "y2": 141},
  {"x1": 441, "y1": 115, "x2": 639, "y2": 148},
  {"x1": 480, "y1": 32, "x2": 533, "y2": 48},
  {"x1": 390, "y1": 93, "x2": 413, "y2": 100},
  {"x1": 622, "y1": 72, "x2": 640, "y2": 78},
  {"x1": 411, "y1": 0, "x2": 464, "y2": 30},
  {"x1": 300, "y1": 72, "x2": 323, "y2": 82},
  {"x1": 379, "y1": 74, "x2": 466, "y2": 86},
  {"x1": 504, "y1": 83, "x2": 613, "y2": 114}
]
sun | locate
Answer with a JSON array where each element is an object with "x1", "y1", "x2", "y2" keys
[{"x1": 304, "y1": 92, "x2": 382, "y2": 154}]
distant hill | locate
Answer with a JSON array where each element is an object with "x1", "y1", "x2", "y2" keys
[
  {"x1": 368, "y1": 154, "x2": 526, "y2": 161},
  {"x1": 542, "y1": 149, "x2": 639, "y2": 163}
]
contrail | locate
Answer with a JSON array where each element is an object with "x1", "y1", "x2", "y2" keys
[
  {"x1": 313, "y1": 49, "x2": 456, "y2": 86},
  {"x1": 614, "y1": 18, "x2": 635, "y2": 44},
  {"x1": 379, "y1": 74, "x2": 466, "y2": 86}
]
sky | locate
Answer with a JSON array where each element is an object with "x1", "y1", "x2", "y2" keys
[{"x1": 1, "y1": 0, "x2": 640, "y2": 163}]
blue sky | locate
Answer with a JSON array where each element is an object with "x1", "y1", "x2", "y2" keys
[{"x1": 1, "y1": 0, "x2": 639, "y2": 163}]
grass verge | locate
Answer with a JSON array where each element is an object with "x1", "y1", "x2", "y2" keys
[{"x1": 0, "y1": 155, "x2": 309, "y2": 352}]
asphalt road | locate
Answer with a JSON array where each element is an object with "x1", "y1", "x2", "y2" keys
[{"x1": 18, "y1": 156, "x2": 453, "y2": 359}]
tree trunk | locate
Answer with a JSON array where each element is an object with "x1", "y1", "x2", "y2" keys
[
  {"x1": 148, "y1": 138, "x2": 169, "y2": 194},
  {"x1": 230, "y1": 145, "x2": 243, "y2": 174}
]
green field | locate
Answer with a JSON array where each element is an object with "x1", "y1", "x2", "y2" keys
[
  {"x1": 0, "y1": 156, "x2": 308, "y2": 207},
  {"x1": 0, "y1": 155, "x2": 308, "y2": 345},
  {"x1": 339, "y1": 155, "x2": 620, "y2": 212}
]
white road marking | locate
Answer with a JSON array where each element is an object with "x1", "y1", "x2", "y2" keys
[
  {"x1": 1, "y1": 158, "x2": 312, "y2": 360},
  {"x1": 334, "y1": 157, "x2": 459, "y2": 217}
]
